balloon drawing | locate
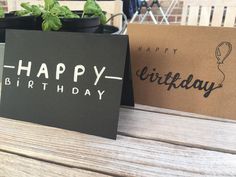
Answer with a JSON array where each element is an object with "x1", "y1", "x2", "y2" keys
[
  {"x1": 215, "y1": 41, "x2": 232, "y2": 87},
  {"x1": 215, "y1": 42, "x2": 232, "y2": 64}
]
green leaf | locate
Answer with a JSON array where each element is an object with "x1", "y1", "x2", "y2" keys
[
  {"x1": 0, "y1": 6, "x2": 4, "y2": 18},
  {"x1": 58, "y1": 6, "x2": 79, "y2": 18},
  {"x1": 17, "y1": 0, "x2": 79, "y2": 31},
  {"x1": 41, "y1": 0, "x2": 79, "y2": 31},
  {"x1": 16, "y1": 3, "x2": 42, "y2": 17},
  {"x1": 84, "y1": 0, "x2": 99, "y2": 14},
  {"x1": 21, "y1": 2, "x2": 32, "y2": 11},
  {"x1": 83, "y1": 0, "x2": 106, "y2": 24},
  {"x1": 15, "y1": 2, "x2": 32, "y2": 16},
  {"x1": 50, "y1": 3, "x2": 62, "y2": 16},
  {"x1": 42, "y1": 11, "x2": 62, "y2": 31},
  {"x1": 44, "y1": 0, "x2": 58, "y2": 10},
  {"x1": 15, "y1": 10, "x2": 28, "y2": 16},
  {"x1": 99, "y1": 12, "x2": 106, "y2": 25},
  {"x1": 31, "y1": 5, "x2": 43, "y2": 16}
]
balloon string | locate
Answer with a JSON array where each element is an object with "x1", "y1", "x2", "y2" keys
[{"x1": 217, "y1": 64, "x2": 225, "y2": 86}]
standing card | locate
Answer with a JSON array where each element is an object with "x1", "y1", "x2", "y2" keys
[
  {"x1": 128, "y1": 24, "x2": 236, "y2": 120},
  {"x1": 0, "y1": 29, "x2": 133, "y2": 139}
]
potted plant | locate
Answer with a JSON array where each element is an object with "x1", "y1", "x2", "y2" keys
[
  {"x1": 0, "y1": 6, "x2": 34, "y2": 42},
  {"x1": 16, "y1": 0, "x2": 108, "y2": 33}
]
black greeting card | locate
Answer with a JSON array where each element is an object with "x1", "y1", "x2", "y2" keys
[{"x1": 0, "y1": 30, "x2": 133, "y2": 139}]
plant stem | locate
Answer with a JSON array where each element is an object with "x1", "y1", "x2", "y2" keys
[{"x1": 82, "y1": 11, "x2": 85, "y2": 18}]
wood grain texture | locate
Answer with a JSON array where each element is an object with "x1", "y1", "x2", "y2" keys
[
  {"x1": 0, "y1": 151, "x2": 109, "y2": 177},
  {"x1": 0, "y1": 109, "x2": 236, "y2": 177},
  {"x1": 119, "y1": 107, "x2": 236, "y2": 154},
  {"x1": 134, "y1": 104, "x2": 236, "y2": 123}
]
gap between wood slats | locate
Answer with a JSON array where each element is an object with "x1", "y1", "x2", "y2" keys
[
  {"x1": 0, "y1": 149, "x2": 116, "y2": 177},
  {"x1": 118, "y1": 132, "x2": 236, "y2": 155},
  {"x1": 125, "y1": 104, "x2": 236, "y2": 124},
  {"x1": 0, "y1": 106, "x2": 236, "y2": 155},
  {"x1": 118, "y1": 108, "x2": 236, "y2": 154},
  {"x1": 0, "y1": 133, "x2": 236, "y2": 177}
]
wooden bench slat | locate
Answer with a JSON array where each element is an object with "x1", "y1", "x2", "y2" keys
[
  {"x1": 0, "y1": 151, "x2": 109, "y2": 177},
  {"x1": 0, "y1": 108, "x2": 236, "y2": 176},
  {"x1": 119, "y1": 107, "x2": 236, "y2": 153}
]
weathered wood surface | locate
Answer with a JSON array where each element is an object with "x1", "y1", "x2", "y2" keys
[
  {"x1": 134, "y1": 104, "x2": 236, "y2": 123},
  {"x1": 0, "y1": 151, "x2": 109, "y2": 177},
  {"x1": 0, "y1": 106, "x2": 236, "y2": 177},
  {"x1": 119, "y1": 107, "x2": 236, "y2": 153}
]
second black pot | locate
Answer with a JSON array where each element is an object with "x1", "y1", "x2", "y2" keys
[
  {"x1": 99, "y1": 25, "x2": 119, "y2": 34},
  {"x1": 60, "y1": 16, "x2": 100, "y2": 33}
]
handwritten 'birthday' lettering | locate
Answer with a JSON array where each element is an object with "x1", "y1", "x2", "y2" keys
[{"x1": 136, "y1": 66, "x2": 221, "y2": 98}]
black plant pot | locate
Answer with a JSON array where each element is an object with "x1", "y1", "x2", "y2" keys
[
  {"x1": 99, "y1": 25, "x2": 119, "y2": 34},
  {"x1": 60, "y1": 16, "x2": 100, "y2": 33},
  {"x1": 0, "y1": 14, "x2": 34, "y2": 42},
  {"x1": 31, "y1": 11, "x2": 119, "y2": 34},
  {"x1": 60, "y1": 11, "x2": 101, "y2": 33},
  {"x1": 33, "y1": 12, "x2": 101, "y2": 33},
  {"x1": 33, "y1": 16, "x2": 43, "y2": 30}
]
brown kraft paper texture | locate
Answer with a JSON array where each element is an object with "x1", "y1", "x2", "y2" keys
[{"x1": 128, "y1": 24, "x2": 236, "y2": 120}]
